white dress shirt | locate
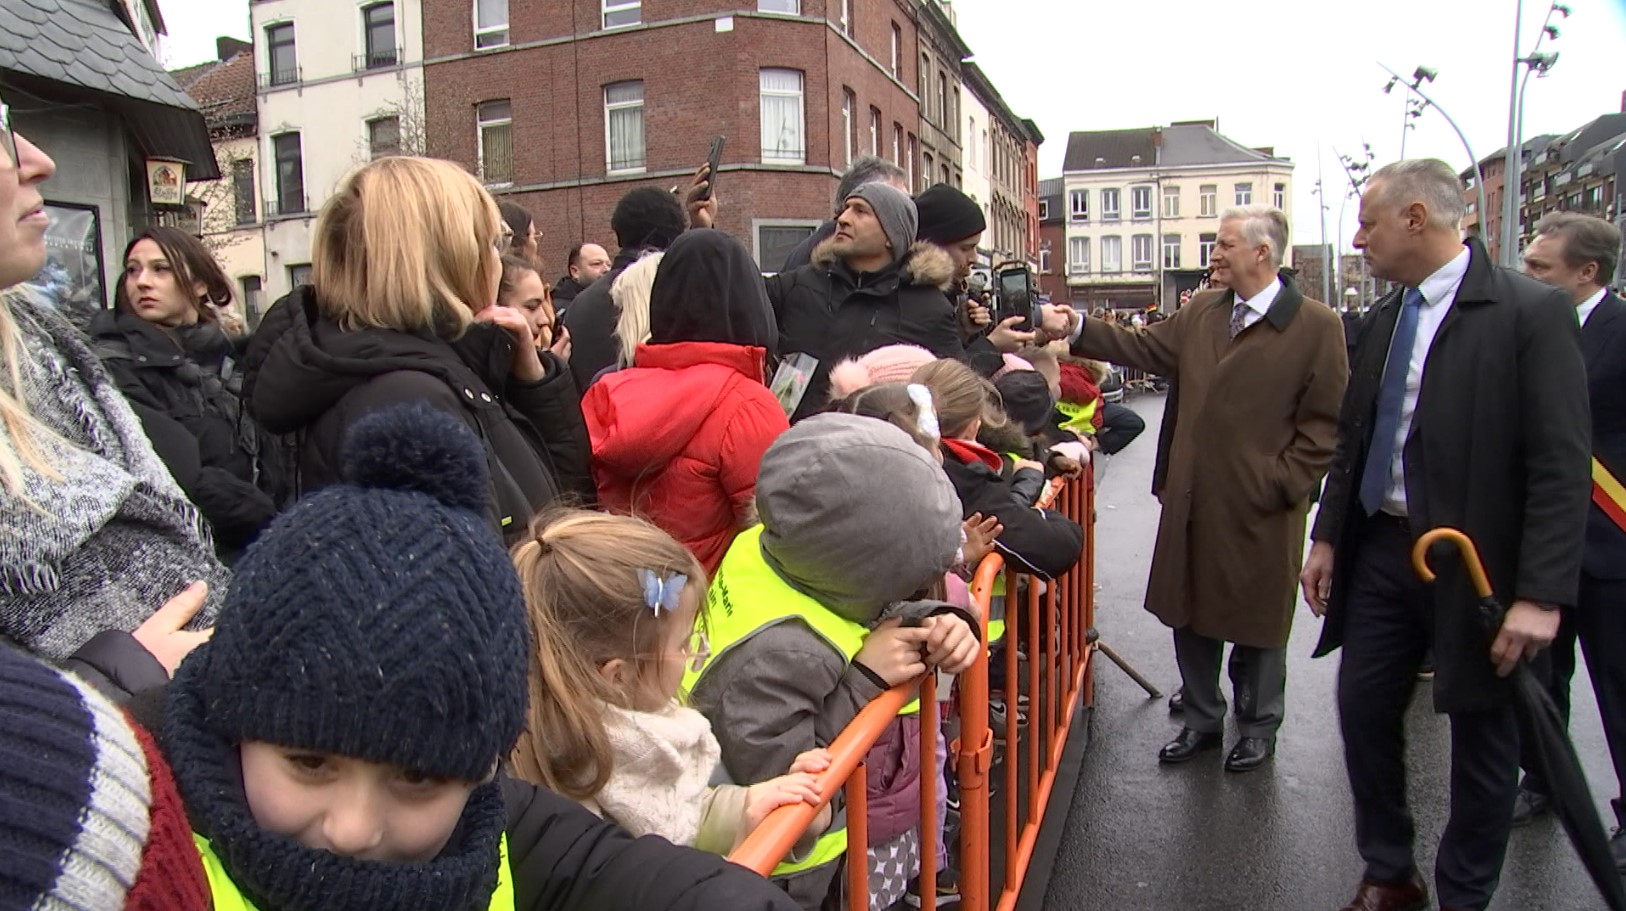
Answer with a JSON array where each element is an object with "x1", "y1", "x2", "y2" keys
[
  {"x1": 1234, "y1": 277, "x2": 1281, "y2": 332},
  {"x1": 1577, "y1": 287, "x2": 1607, "y2": 328},
  {"x1": 1381, "y1": 246, "x2": 1471, "y2": 516}
]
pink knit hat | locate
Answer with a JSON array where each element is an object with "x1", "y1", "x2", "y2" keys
[
  {"x1": 827, "y1": 344, "x2": 937, "y2": 398},
  {"x1": 991, "y1": 353, "x2": 1036, "y2": 381}
]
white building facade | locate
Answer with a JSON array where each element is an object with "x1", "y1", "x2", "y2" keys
[
  {"x1": 1060, "y1": 121, "x2": 1293, "y2": 310},
  {"x1": 252, "y1": 0, "x2": 425, "y2": 300}
]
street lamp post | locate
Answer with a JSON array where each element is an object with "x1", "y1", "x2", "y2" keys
[
  {"x1": 1380, "y1": 63, "x2": 1488, "y2": 235},
  {"x1": 1500, "y1": 1, "x2": 1568, "y2": 267}
]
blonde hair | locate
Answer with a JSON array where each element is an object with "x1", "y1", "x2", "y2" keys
[
  {"x1": 509, "y1": 509, "x2": 707, "y2": 801},
  {"x1": 0, "y1": 287, "x2": 63, "y2": 499},
  {"x1": 827, "y1": 382, "x2": 942, "y2": 461},
  {"x1": 311, "y1": 157, "x2": 501, "y2": 337},
  {"x1": 911, "y1": 358, "x2": 1007, "y2": 439},
  {"x1": 612, "y1": 251, "x2": 664, "y2": 368}
]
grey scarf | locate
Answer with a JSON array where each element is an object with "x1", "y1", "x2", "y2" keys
[{"x1": 1, "y1": 293, "x2": 225, "y2": 660}]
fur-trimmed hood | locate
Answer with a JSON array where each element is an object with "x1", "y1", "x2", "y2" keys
[{"x1": 809, "y1": 238, "x2": 956, "y2": 292}]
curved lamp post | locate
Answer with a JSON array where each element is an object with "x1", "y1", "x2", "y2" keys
[
  {"x1": 1380, "y1": 63, "x2": 1488, "y2": 237},
  {"x1": 1500, "y1": 1, "x2": 1569, "y2": 267}
]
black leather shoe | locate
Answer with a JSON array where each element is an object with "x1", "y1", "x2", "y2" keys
[
  {"x1": 1224, "y1": 736, "x2": 1275, "y2": 772},
  {"x1": 1158, "y1": 728, "x2": 1221, "y2": 763},
  {"x1": 1168, "y1": 687, "x2": 1184, "y2": 713},
  {"x1": 1511, "y1": 787, "x2": 1551, "y2": 826}
]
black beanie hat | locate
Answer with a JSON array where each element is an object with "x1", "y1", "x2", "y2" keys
[
  {"x1": 915, "y1": 183, "x2": 988, "y2": 245},
  {"x1": 995, "y1": 371, "x2": 1056, "y2": 436},
  {"x1": 172, "y1": 404, "x2": 528, "y2": 781}
]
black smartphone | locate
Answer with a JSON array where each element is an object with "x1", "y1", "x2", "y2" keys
[
  {"x1": 699, "y1": 136, "x2": 725, "y2": 201},
  {"x1": 995, "y1": 264, "x2": 1039, "y2": 333}
]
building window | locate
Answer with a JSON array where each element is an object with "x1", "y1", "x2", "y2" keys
[
  {"x1": 1069, "y1": 189, "x2": 1088, "y2": 221},
  {"x1": 287, "y1": 263, "x2": 312, "y2": 287},
  {"x1": 361, "y1": 3, "x2": 397, "y2": 68},
  {"x1": 272, "y1": 132, "x2": 304, "y2": 215},
  {"x1": 1199, "y1": 184, "x2": 1217, "y2": 217},
  {"x1": 951, "y1": 88, "x2": 960, "y2": 140},
  {"x1": 967, "y1": 116, "x2": 977, "y2": 170},
  {"x1": 1273, "y1": 182, "x2": 1286, "y2": 210},
  {"x1": 892, "y1": 122, "x2": 902, "y2": 164},
  {"x1": 840, "y1": 88, "x2": 855, "y2": 166},
  {"x1": 868, "y1": 107, "x2": 880, "y2": 157},
  {"x1": 603, "y1": 0, "x2": 640, "y2": 28},
  {"x1": 920, "y1": 54, "x2": 931, "y2": 115},
  {"x1": 1162, "y1": 234, "x2": 1180, "y2": 269},
  {"x1": 1132, "y1": 235, "x2": 1153, "y2": 271},
  {"x1": 1199, "y1": 232, "x2": 1217, "y2": 265},
  {"x1": 923, "y1": 153, "x2": 933, "y2": 191},
  {"x1": 756, "y1": 222, "x2": 819, "y2": 269},
  {"x1": 760, "y1": 69, "x2": 805, "y2": 164},
  {"x1": 240, "y1": 275, "x2": 264, "y2": 327},
  {"x1": 1162, "y1": 185, "x2": 1180, "y2": 219},
  {"x1": 1038, "y1": 199, "x2": 1049, "y2": 220},
  {"x1": 1131, "y1": 186, "x2": 1152, "y2": 219},
  {"x1": 937, "y1": 74, "x2": 947, "y2": 128},
  {"x1": 367, "y1": 116, "x2": 401, "y2": 158},
  {"x1": 1101, "y1": 236, "x2": 1121, "y2": 272},
  {"x1": 474, "y1": 0, "x2": 508, "y2": 48},
  {"x1": 231, "y1": 159, "x2": 255, "y2": 226},
  {"x1": 1101, "y1": 188, "x2": 1120, "y2": 220},
  {"x1": 1235, "y1": 182, "x2": 1252, "y2": 205},
  {"x1": 1038, "y1": 246, "x2": 1051, "y2": 273},
  {"x1": 477, "y1": 100, "x2": 514, "y2": 184},
  {"x1": 890, "y1": 23, "x2": 901, "y2": 78},
  {"x1": 758, "y1": 0, "x2": 799, "y2": 11},
  {"x1": 839, "y1": 0, "x2": 851, "y2": 35},
  {"x1": 266, "y1": 23, "x2": 297, "y2": 85},
  {"x1": 1069, "y1": 236, "x2": 1090, "y2": 274},
  {"x1": 941, "y1": 164, "x2": 950, "y2": 185},
  {"x1": 604, "y1": 82, "x2": 645, "y2": 172},
  {"x1": 906, "y1": 133, "x2": 916, "y2": 187}
]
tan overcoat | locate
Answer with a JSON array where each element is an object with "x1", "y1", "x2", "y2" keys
[{"x1": 1075, "y1": 279, "x2": 1348, "y2": 648}]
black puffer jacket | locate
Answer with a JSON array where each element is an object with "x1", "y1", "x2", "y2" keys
[
  {"x1": 89, "y1": 309, "x2": 280, "y2": 558},
  {"x1": 241, "y1": 288, "x2": 593, "y2": 542},
  {"x1": 941, "y1": 440, "x2": 1085, "y2": 580},
  {"x1": 765, "y1": 239, "x2": 961, "y2": 420},
  {"x1": 561, "y1": 245, "x2": 649, "y2": 393}
]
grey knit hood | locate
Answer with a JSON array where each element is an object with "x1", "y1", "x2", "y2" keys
[{"x1": 756, "y1": 414, "x2": 961, "y2": 623}]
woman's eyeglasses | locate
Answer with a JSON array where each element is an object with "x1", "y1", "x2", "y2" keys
[{"x1": 0, "y1": 95, "x2": 17, "y2": 166}]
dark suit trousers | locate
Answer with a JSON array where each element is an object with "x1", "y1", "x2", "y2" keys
[
  {"x1": 1172, "y1": 626, "x2": 1285, "y2": 738},
  {"x1": 1523, "y1": 571, "x2": 1626, "y2": 811},
  {"x1": 1337, "y1": 516, "x2": 1520, "y2": 910}
]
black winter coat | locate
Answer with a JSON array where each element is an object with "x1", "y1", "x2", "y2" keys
[
  {"x1": 765, "y1": 239, "x2": 961, "y2": 420},
  {"x1": 1312, "y1": 239, "x2": 1591, "y2": 713},
  {"x1": 561, "y1": 246, "x2": 648, "y2": 393},
  {"x1": 941, "y1": 443, "x2": 1085, "y2": 580},
  {"x1": 89, "y1": 309, "x2": 280, "y2": 557},
  {"x1": 241, "y1": 288, "x2": 593, "y2": 543}
]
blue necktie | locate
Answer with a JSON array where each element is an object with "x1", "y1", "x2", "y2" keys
[{"x1": 1358, "y1": 287, "x2": 1426, "y2": 516}]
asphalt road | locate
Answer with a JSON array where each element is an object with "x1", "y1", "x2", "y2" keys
[{"x1": 1040, "y1": 391, "x2": 1612, "y2": 911}]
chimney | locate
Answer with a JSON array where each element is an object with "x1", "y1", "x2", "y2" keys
[
  {"x1": 1152, "y1": 127, "x2": 1164, "y2": 148},
  {"x1": 1253, "y1": 146, "x2": 1275, "y2": 157},
  {"x1": 216, "y1": 36, "x2": 251, "y2": 61}
]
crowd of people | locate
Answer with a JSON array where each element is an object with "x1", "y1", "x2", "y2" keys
[{"x1": 2, "y1": 81, "x2": 1623, "y2": 911}]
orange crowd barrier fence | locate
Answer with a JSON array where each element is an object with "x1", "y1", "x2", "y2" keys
[{"x1": 729, "y1": 472, "x2": 1098, "y2": 910}]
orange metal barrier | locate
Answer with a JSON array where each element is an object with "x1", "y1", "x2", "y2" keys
[{"x1": 729, "y1": 474, "x2": 1097, "y2": 911}]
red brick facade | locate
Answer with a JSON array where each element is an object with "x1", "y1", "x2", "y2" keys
[{"x1": 421, "y1": 0, "x2": 921, "y2": 272}]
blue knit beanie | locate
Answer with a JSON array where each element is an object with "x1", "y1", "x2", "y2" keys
[{"x1": 171, "y1": 404, "x2": 529, "y2": 781}]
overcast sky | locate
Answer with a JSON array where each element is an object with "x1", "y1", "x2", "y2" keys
[{"x1": 160, "y1": 0, "x2": 1626, "y2": 251}]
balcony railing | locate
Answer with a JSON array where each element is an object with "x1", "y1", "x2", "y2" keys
[
  {"x1": 258, "y1": 66, "x2": 301, "y2": 89},
  {"x1": 353, "y1": 49, "x2": 399, "y2": 72}
]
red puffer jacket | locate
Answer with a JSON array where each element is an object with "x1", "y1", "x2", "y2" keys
[{"x1": 583, "y1": 341, "x2": 789, "y2": 575}]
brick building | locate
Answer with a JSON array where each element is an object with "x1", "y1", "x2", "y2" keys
[
  {"x1": 912, "y1": 0, "x2": 963, "y2": 194},
  {"x1": 1036, "y1": 176, "x2": 1065, "y2": 301},
  {"x1": 421, "y1": 0, "x2": 927, "y2": 272}
]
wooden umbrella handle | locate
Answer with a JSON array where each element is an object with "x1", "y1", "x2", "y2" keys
[{"x1": 1411, "y1": 527, "x2": 1495, "y2": 599}]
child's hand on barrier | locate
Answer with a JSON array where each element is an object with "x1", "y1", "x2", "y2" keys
[
  {"x1": 788, "y1": 748, "x2": 833, "y2": 776},
  {"x1": 961, "y1": 513, "x2": 1003, "y2": 565},
  {"x1": 1013, "y1": 458, "x2": 1046, "y2": 475},
  {"x1": 854, "y1": 618, "x2": 931, "y2": 686},
  {"x1": 1050, "y1": 454, "x2": 1085, "y2": 479},
  {"x1": 921, "y1": 614, "x2": 980, "y2": 674},
  {"x1": 741, "y1": 772, "x2": 824, "y2": 836}
]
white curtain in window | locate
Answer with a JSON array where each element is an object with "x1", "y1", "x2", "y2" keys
[
  {"x1": 477, "y1": 0, "x2": 507, "y2": 28},
  {"x1": 606, "y1": 83, "x2": 644, "y2": 170},
  {"x1": 760, "y1": 69, "x2": 804, "y2": 163},
  {"x1": 1102, "y1": 236, "x2": 1122, "y2": 272}
]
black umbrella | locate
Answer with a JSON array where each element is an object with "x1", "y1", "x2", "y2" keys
[{"x1": 1414, "y1": 528, "x2": 1626, "y2": 911}]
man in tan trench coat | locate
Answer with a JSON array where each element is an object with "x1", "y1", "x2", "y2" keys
[{"x1": 1044, "y1": 206, "x2": 1348, "y2": 771}]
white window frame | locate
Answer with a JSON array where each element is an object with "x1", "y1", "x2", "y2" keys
[
  {"x1": 1038, "y1": 199, "x2": 1049, "y2": 220},
  {"x1": 1069, "y1": 189, "x2": 1088, "y2": 221},
  {"x1": 1161, "y1": 233, "x2": 1180, "y2": 269},
  {"x1": 1038, "y1": 246, "x2": 1051, "y2": 273},
  {"x1": 1235, "y1": 181, "x2": 1253, "y2": 205},
  {"x1": 1199, "y1": 232, "x2": 1217, "y2": 265},
  {"x1": 476, "y1": 99, "x2": 513, "y2": 186},
  {"x1": 603, "y1": 82, "x2": 645, "y2": 173},
  {"x1": 759, "y1": 69, "x2": 805, "y2": 165},
  {"x1": 906, "y1": 134, "x2": 916, "y2": 187},
  {"x1": 892, "y1": 123, "x2": 902, "y2": 165},
  {"x1": 839, "y1": 0, "x2": 852, "y2": 34},
  {"x1": 473, "y1": 0, "x2": 508, "y2": 49},
  {"x1": 1162, "y1": 185, "x2": 1180, "y2": 219},
  {"x1": 1199, "y1": 184, "x2": 1217, "y2": 217},
  {"x1": 890, "y1": 23, "x2": 900, "y2": 77},
  {"x1": 1101, "y1": 188, "x2": 1121, "y2": 220},
  {"x1": 1132, "y1": 234, "x2": 1153, "y2": 271},
  {"x1": 868, "y1": 107, "x2": 880, "y2": 157},
  {"x1": 1130, "y1": 186, "x2": 1152, "y2": 219},
  {"x1": 1101, "y1": 235, "x2": 1122, "y2": 272},
  {"x1": 1273, "y1": 182, "x2": 1286, "y2": 210},
  {"x1": 603, "y1": 0, "x2": 640, "y2": 29},
  {"x1": 1069, "y1": 236, "x2": 1090, "y2": 274},
  {"x1": 757, "y1": 0, "x2": 800, "y2": 12},
  {"x1": 841, "y1": 89, "x2": 854, "y2": 166}
]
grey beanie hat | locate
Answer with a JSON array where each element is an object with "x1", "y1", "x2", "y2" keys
[
  {"x1": 756, "y1": 413, "x2": 961, "y2": 623},
  {"x1": 848, "y1": 183, "x2": 919, "y2": 265}
]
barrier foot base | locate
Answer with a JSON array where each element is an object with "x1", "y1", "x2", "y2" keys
[{"x1": 1085, "y1": 629, "x2": 1161, "y2": 698}]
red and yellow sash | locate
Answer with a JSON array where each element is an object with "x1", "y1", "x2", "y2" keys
[{"x1": 1594, "y1": 457, "x2": 1626, "y2": 533}]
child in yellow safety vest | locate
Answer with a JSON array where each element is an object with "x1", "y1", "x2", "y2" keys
[
  {"x1": 507, "y1": 508, "x2": 836, "y2": 854},
  {"x1": 126, "y1": 405, "x2": 799, "y2": 911},
  {"x1": 687, "y1": 414, "x2": 982, "y2": 911}
]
